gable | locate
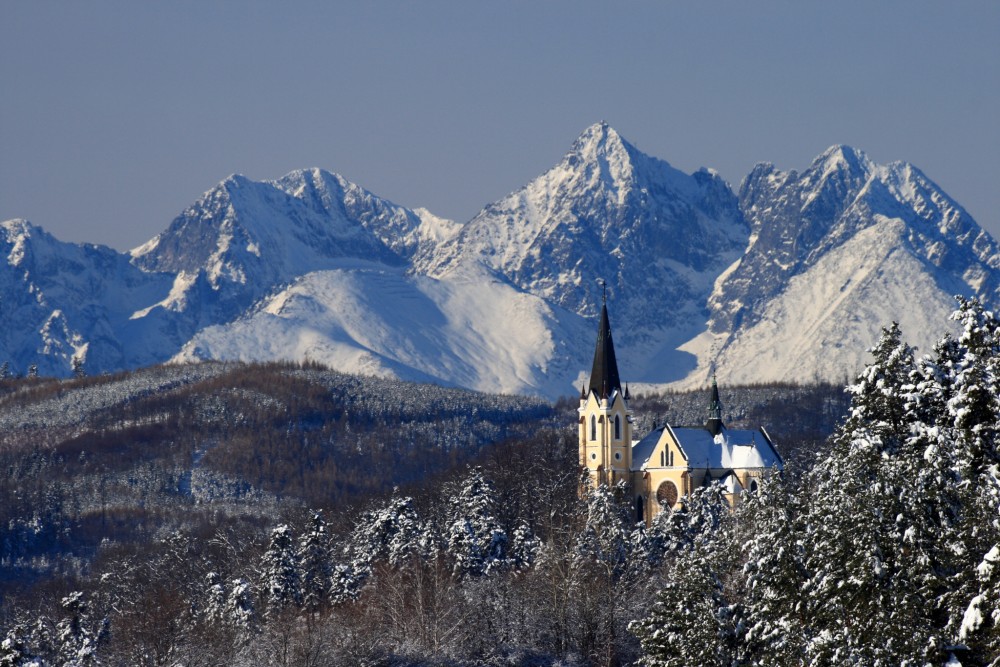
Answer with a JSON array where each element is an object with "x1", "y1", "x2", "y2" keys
[{"x1": 631, "y1": 426, "x2": 685, "y2": 471}]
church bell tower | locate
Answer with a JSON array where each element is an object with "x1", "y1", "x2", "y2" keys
[{"x1": 579, "y1": 287, "x2": 633, "y2": 489}]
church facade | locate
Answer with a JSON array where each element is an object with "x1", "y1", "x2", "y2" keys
[{"x1": 578, "y1": 298, "x2": 783, "y2": 523}]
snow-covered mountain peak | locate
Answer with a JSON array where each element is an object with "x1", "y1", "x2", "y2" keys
[
  {"x1": 703, "y1": 144, "x2": 1000, "y2": 386},
  {"x1": 811, "y1": 144, "x2": 873, "y2": 177},
  {"x1": 557, "y1": 122, "x2": 710, "y2": 204},
  {"x1": 1, "y1": 218, "x2": 34, "y2": 236},
  {"x1": 2, "y1": 218, "x2": 37, "y2": 266},
  {"x1": 6, "y1": 132, "x2": 997, "y2": 396},
  {"x1": 567, "y1": 121, "x2": 632, "y2": 164},
  {"x1": 415, "y1": 125, "x2": 747, "y2": 383}
]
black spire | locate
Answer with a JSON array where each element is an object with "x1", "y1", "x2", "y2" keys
[
  {"x1": 588, "y1": 286, "x2": 622, "y2": 399},
  {"x1": 706, "y1": 374, "x2": 724, "y2": 436}
]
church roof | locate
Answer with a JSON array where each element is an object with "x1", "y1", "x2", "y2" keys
[
  {"x1": 588, "y1": 301, "x2": 622, "y2": 398},
  {"x1": 631, "y1": 424, "x2": 783, "y2": 471}
]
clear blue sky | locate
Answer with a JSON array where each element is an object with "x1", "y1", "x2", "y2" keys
[{"x1": 2, "y1": 1, "x2": 998, "y2": 250}]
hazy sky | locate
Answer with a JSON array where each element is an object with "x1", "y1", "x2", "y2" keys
[{"x1": 2, "y1": 2, "x2": 998, "y2": 251}]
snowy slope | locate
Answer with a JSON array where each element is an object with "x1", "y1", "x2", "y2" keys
[{"x1": 172, "y1": 260, "x2": 592, "y2": 397}]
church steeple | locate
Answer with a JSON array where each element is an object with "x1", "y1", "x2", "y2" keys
[
  {"x1": 706, "y1": 374, "x2": 724, "y2": 436},
  {"x1": 579, "y1": 283, "x2": 632, "y2": 491},
  {"x1": 588, "y1": 285, "x2": 622, "y2": 399}
]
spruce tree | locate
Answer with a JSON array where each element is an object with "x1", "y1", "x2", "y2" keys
[
  {"x1": 800, "y1": 323, "x2": 937, "y2": 663},
  {"x1": 447, "y1": 468, "x2": 508, "y2": 577},
  {"x1": 738, "y1": 474, "x2": 808, "y2": 666},
  {"x1": 298, "y1": 511, "x2": 332, "y2": 612},
  {"x1": 630, "y1": 486, "x2": 739, "y2": 667},
  {"x1": 260, "y1": 524, "x2": 302, "y2": 617},
  {"x1": 946, "y1": 298, "x2": 1000, "y2": 662}
]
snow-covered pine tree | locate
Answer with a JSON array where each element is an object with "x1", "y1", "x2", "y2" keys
[
  {"x1": 446, "y1": 468, "x2": 509, "y2": 577},
  {"x1": 508, "y1": 521, "x2": 540, "y2": 572},
  {"x1": 202, "y1": 572, "x2": 227, "y2": 627},
  {"x1": 945, "y1": 298, "x2": 1000, "y2": 663},
  {"x1": 297, "y1": 511, "x2": 333, "y2": 612},
  {"x1": 630, "y1": 485, "x2": 739, "y2": 667},
  {"x1": 573, "y1": 481, "x2": 633, "y2": 580},
  {"x1": 225, "y1": 578, "x2": 257, "y2": 641},
  {"x1": 799, "y1": 323, "x2": 937, "y2": 663},
  {"x1": 738, "y1": 473, "x2": 808, "y2": 666},
  {"x1": 0, "y1": 623, "x2": 43, "y2": 667},
  {"x1": 642, "y1": 482, "x2": 731, "y2": 570},
  {"x1": 351, "y1": 494, "x2": 426, "y2": 567},
  {"x1": 260, "y1": 524, "x2": 302, "y2": 617},
  {"x1": 329, "y1": 563, "x2": 367, "y2": 604},
  {"x1": 572, "y1": 480, "x2": 654, "y2": 665},
  {"x1": 54, "y1": 592, "x2": 107, "y2": 667}
]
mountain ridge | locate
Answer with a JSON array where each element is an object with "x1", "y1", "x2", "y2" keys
[{"x1": 2, "y1": 125, "x2": 997, "y2": 397}]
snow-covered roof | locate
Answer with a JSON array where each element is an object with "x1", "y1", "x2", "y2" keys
[
  {"x1": 631, "y1": 427, "x2": 666, "y2": 469},
  {"x1": 631, "y1": 424, "x2": 782, "y2": 471}
]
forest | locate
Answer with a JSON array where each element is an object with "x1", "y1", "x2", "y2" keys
[{"x1": 0, "y1": 299, "x2": 997, "y2": 666}]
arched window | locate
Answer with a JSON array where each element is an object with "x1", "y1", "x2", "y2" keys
[
  {"x1": 669, "y1": 451, "x2": 674, "y2": 467},
  {"x1": 660, "y1": 450, "x2": 665, "y2": 467},
  {"x1": 590, "y1": 415, "x2": 596, "y2": 441},
  {"x1": 636, "y1": 496, "x2": 645, "y2": 522},
  {"x1": 614, "y1": 415, "x2": 621, "y2": 440}
]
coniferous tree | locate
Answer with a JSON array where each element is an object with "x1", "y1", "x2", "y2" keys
[
  {"x1": 630, "y1": 485, "x2": 738, "y2": 667},
  {"x1": 260, "y1": 525, "x2": 302, "y2": 617},
  {"x1": 225, "y1": 578, "x2": 257, "y2": 642},
  {"x1": 54, "y1": 592, "x2": 107, "y2": 667},
  {"x1": 0, "y1": 623, "x2": 43, "y2": 667},
  {"x1": 738, "y1": 474, "x2": 808, "y2": 666},
  {"x1": 351, "y1": 494, "x2": 425, "y2": 567},
  {"x1": 945, "y1": 298, "x2": 1000, "y2": 663},
  {"x1": 799, "y1": 323, "x2": 936, "y2": 663},
  {"x1": 298, "y1": 511, "x2": 332, "y2": 612},
  {"x1": 447, "y1": 468, "x2": 508, "y2": 577}
]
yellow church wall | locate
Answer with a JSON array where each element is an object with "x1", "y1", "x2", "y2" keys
[{"x1": 578, "y1": 390, "x2": 632, "y2": 488}]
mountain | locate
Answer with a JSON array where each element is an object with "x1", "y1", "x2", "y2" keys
[
  {"x1": 416, "y1": 121, "x2": 749, "y2": 382},
  {"x1": 679, "y1": 145, "x2": 1000, "y2": 386},
  {"x1": 1, "y1": 127, "x2": 997, "y2": 396},
  {"x1": 0, "y1": 219, "x2": 173, "y2": 375},
  {"x1": 128, "y1": 170, "x2": 429, "y2": 341}
]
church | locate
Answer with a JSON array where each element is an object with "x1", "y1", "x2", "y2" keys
[{"x1": 578, "y1": 295, "x2": 783, "y2": 523}]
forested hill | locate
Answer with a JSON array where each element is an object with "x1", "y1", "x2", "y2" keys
[
  {"x1": 0, "y1": 362, "x2": 841, "y2": 582},
  {"x1": 0, "y1": 361, "x2": 869, "y2": 665},
  {"x1": 0, "y1": 363, "x2": 553, "y2": 584}
]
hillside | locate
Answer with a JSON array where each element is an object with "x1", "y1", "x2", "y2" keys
[{"x1": 0, "y1": 363, "x2": 554, "y2": 591}]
